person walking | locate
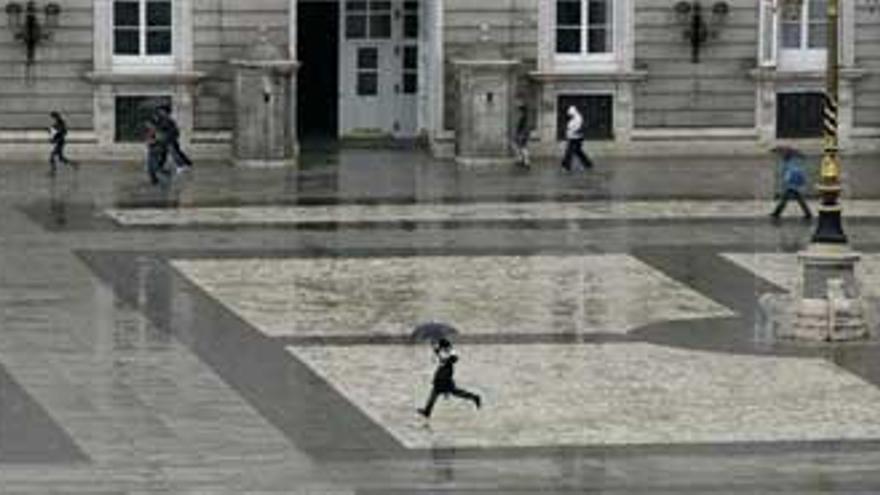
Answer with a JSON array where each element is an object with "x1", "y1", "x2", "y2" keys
[
  {"x1": 145, "y1": 116, "x2": 171, "y2": 186},
  {"x1": 417, "y1": 338, "x2": 481, "y2": 419},
  {"x1": 155, "y1": 106, "x2": 193, "y2": 173},
  {"x1": 48, "y1": 111, "x2": 77, "y2": 176},
  {"x1": 770, "y1": 146, "x2": 812, "y2": 221},
  {"x1": 560, "y1": 105, "x2": 593, "y2": 171},
  {"x1": 513, "y1": 103, "x2": 531, "y2": 168}
]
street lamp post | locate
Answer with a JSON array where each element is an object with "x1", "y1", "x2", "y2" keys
[
  {"x1": 785, "y1": 0, "x2": 869, "y2": 341},
  {"x1": 812, "y1": 0, "x2": 845, "y2": 244}
]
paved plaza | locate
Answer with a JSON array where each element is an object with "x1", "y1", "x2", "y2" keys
[{"x1": 2, "y1": 150, "x2": 880, "y2": 493}]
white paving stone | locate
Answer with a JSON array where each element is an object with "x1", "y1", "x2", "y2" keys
[
  {"x1": 172, "y1": 255, "x2": 733, "y2": 337},
  {"x1": 106, "y1": 200, "x2": 880, "y2": 226},
  {"x1": 288, "y1": 343, "x2": 880, "y2": 449}
]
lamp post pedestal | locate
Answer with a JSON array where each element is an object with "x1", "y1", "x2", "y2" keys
[{"x1": 782, "y1": 244, "x2": 868, "y2": 341}]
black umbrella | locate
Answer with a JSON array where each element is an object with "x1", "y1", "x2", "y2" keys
[{"x1": 411, "y1": 322, "x2": 459, "y2": 343}]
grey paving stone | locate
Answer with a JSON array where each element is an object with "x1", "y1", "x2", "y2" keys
[{"x1": 0, "y1": 151, "x2": 878, "y2": 493}]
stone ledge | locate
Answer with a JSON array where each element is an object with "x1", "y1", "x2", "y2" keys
[
  {"x1": 84, "y1": 71, "x2": 206, "y2": 85},
  {"x1": 529, "y1": 70, "x2": 648, "y2": 83},
  {"x1": 748, "y1": 67, "x2": 869, "y2": 82},
  {"x1": 228, "y1": 60, "x2": 300, "y2": 74},
  {"x1": 631, "y1": 127, "x2": 758, "y2": 141}
]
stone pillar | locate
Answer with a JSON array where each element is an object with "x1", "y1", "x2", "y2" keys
[
  {"x1": 229, "y1": 30, "x2": 300, "y2": 167},
  {"x1": 451, "y1": 24, "x2": 520, "y2": 166}
]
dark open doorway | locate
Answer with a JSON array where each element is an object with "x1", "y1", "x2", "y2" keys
[{"x1": 297, "y1": 1, "x2": 340, "y2": 141}]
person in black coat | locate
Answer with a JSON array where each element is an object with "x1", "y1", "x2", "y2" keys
[
  {"x1": 418, "y1": 338, "x2": 481, "y2": 418},
  {"x1": 144, "y1": 117, "x2": 171, "y2": 185},
  {"x1": 512, "y1": 103, "x2": 531, "y2": 168},
  {"x1": 155, "y1": 106, "x2": 193, "y2": 172},
  {"x1": 48, "y1": 111, "x2": 76, "y2": 176}
]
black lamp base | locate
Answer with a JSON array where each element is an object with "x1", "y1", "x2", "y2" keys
[{"x1": 812, "y1": 208, "x2": 848, "y2": 244}]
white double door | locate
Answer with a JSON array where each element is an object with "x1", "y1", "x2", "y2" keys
[{"x1": 339, "y1": 0, "x2": 419, "y2": 138}]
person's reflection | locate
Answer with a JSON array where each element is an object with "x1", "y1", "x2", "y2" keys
[
  {"x1": 48, "y1": 171, "x2": 78, "y2": 227},
  {"x1": 430, "y1": 445, "x2": 456, "y2": 483}
]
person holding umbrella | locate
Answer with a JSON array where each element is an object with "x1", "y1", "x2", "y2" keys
[
  {"x1": 770, "y1": 145, "x2": 812, "y2": 221},
  {"x1": 417, "y1": 337, "x2": 481, "y2": 419}
]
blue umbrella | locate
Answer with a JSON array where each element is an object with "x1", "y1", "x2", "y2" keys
[{"x1": 411, "y1": 322, "x2": 459, "y2": 343}]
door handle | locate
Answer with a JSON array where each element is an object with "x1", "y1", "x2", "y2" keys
[{"x1": 395, "y1": 84, "x2": 400, "y2": 93}]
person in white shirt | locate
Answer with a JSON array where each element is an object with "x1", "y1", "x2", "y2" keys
[{"x1": 560, "y1": 105, "x2": 594, "y2": 171}]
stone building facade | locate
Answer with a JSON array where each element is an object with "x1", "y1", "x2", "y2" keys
[{"x1": 0, "y1": 0, "x2": 878, "y2": 161}]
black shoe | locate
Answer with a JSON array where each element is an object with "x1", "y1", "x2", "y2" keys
[
  {"x1": 417, "y1": 408, "x2": 430, "y2": 418},
  {"x1": 474, "y1": 396, "x2": 481, "y2": 410}
]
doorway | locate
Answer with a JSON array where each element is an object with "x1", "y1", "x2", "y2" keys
[
  {"x1": 338, "y1": 0, "x2": 420, "y2": 138},
  {"x1": 297, "y1": 1, "x2": 340, "y2": 140}
]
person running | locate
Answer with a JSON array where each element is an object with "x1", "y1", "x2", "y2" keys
[
  {"x1": 48, "y1": 111, "x2": 77, "y2": 176},
  {"x1": 145, "y1": 117, "x2": 171, "y2": 186},
  {"x1": 560, "y1": 105, "x2": 594, "y2": 171},
  {"x1": 513, "y1": 102, "x2": 531, "y2": 168},
  {"x1": 417, "y1": 338, "x2": 481, "y2": 419},
  {"x1": 155, "y1": 106, "x2": 193, "y2": 173},
  {"x1": 770, "y1": 146, "x2": 812, "y2": 221}
]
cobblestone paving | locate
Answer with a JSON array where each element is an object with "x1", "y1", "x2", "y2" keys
[{"x1": 1, "y1": 152, "x2": 880, "y2": 493}]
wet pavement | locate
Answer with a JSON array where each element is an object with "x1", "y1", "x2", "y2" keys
[{"x1": 2, "y1": 150, "x2": 880, "y2": 493}]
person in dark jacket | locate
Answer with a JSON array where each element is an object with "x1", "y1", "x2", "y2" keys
[
  {"x1": 417, "y1": 338, "x2": 481, "y2": 419},
  {"x1": 145, "y1": 117, "x2": 171, "y2": 185},
  {"x1": 770, "y1": 146, "x2": 812, "y2": 221},
  {"x1": 48, "y1": 111, "x2": 76, "y2": 176},
  {"x1": 513, "y1": 103, "x2": 531, "y2": 168},
  {"x1": 155, "y1": 106, "x2": 193, "y2": 173}
]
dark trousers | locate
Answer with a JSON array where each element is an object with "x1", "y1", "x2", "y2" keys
[
  {"x1": 421, "y1": 386, "x2": 479, "y2": 417},
  {"x1": 168, "y1": 139, "x2": 193, "y2": 168},
  {"x1": 147, "y1": 146, "x2": 170, "y2": 184},
  {"x1": 772, "y1": 188, "x2": 812, "y2": 218},
  {"x1": 561, "y1": 138, "x2": 593, "y2": 170},
  {"x1": 49, "y1": 141, "x2": 70, "y2": 171}
]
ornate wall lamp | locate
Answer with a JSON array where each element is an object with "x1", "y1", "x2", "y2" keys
[
  {"x1": 674, "y1": 1, "x2": 729, "y2": 63},
  {"x1": 5, "y1": 1, "x2": 61, "y2": 65}
]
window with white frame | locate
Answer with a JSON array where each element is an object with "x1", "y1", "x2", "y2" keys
[
  {"x1": 555, "y1": 0, "x2": 613, "y2": 57},
  {"x1": 759, "y1": 0, "x2": 835, "y2": 70},
  {"x1": 113, "y1": 0, "x2": 173, "y2": 66},
  {"x1": 780, "y1": 0, "x2": 827, "y2": 50}
]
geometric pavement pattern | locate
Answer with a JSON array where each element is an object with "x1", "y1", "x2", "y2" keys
[
  {"x1": 10, "y1": 159, "x2": 880, "y2": 493},
  {"x1": 85, "y1": 204, "x2": 880, "y2": 462}
]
